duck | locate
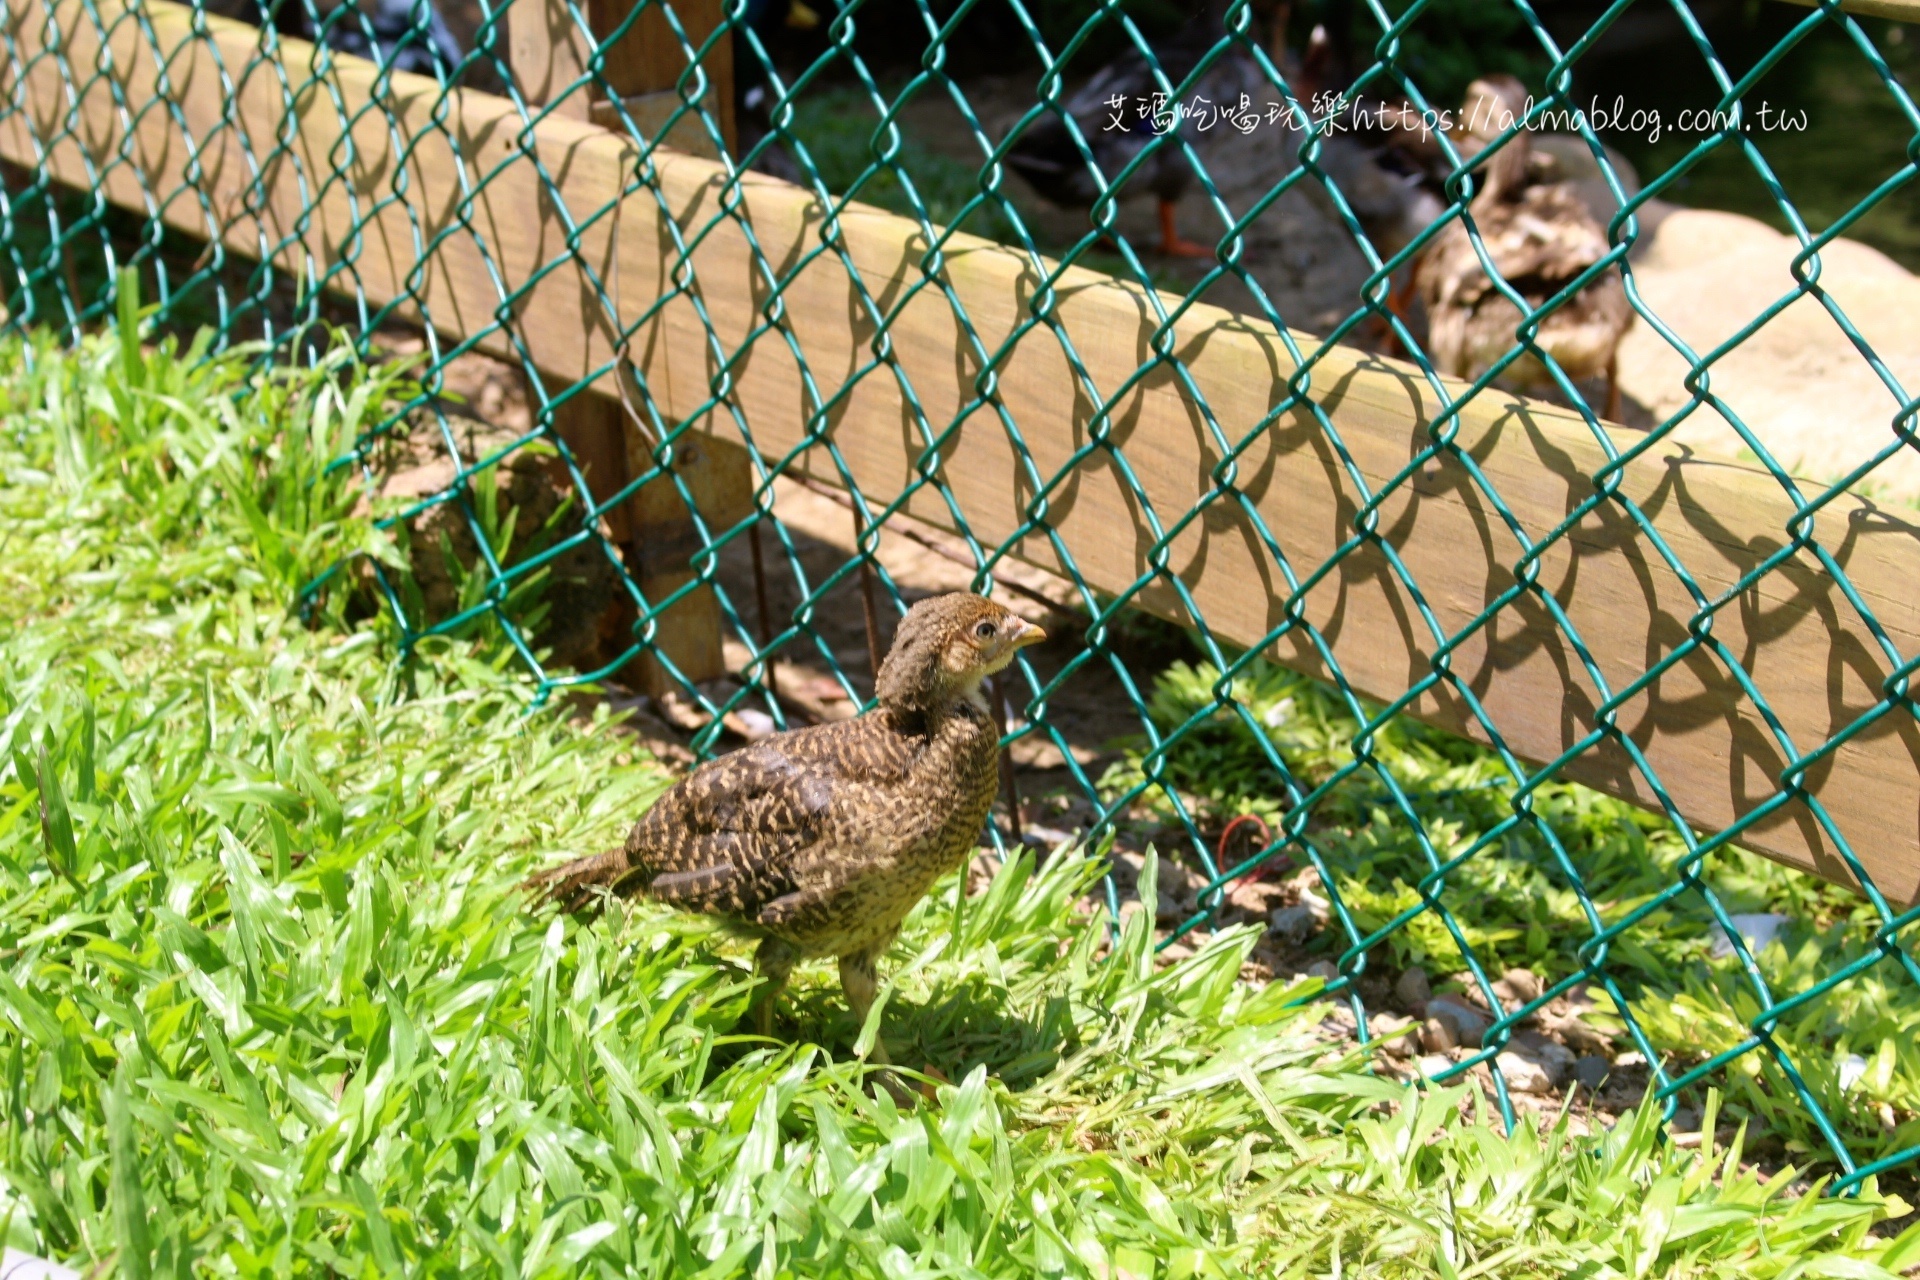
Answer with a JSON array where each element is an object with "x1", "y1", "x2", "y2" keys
[
  {"x1": 1411, "y1": 74, "x2": 1632, "y2": 418},
  {"x1": 1254, "y1": 23, "x2": 1447, "y2": 341},
  {"x1": 1005, "y1": 1, "x2": 1257, "y2": 258}
]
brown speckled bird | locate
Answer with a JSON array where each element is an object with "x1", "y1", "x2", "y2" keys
[
  {"x1": 1413, "y1": 75, "x2": 1633, "y2": 418},
  {"x1": 524, "y1": 592, "x2": 1045, "y2": 1062}
]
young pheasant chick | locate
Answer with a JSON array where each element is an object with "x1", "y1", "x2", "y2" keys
[{"x1": 525, "y1": 592, "x2": 1045, "y2": 1065}]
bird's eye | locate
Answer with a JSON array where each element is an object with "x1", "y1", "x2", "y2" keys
[{"x1": 974, "y1": 620, "x2": 996, "y2": 639}]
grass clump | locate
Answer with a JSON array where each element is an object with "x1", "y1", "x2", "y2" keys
[
  {"x1": 3, "y1": 316, "x2": 1920, "y2": 1275},
  {"x1": 1106, "y1": 656, "x2": 1920, "y2": 1170}
]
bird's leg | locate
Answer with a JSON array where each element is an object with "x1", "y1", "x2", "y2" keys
[
  {"x1": 838, "y1": 950, "x2": 888, "y2": 1065},
  {"x1": 840, "y1": 948, "x2": 917, "y2": 1107},
  {"x1": 1155, "y1": 197, "x2": 1212, "y2": 259},
  {"x1": 750, "y1": 936, "x2": 800, "y2": 1038}
]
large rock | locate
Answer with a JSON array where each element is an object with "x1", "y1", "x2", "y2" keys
[{"x1": 1616, "y1": 205, "x2": 1920, "y2": 503}]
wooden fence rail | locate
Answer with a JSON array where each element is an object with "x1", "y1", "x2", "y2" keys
[{"x1": 4, "y1": 0, "x2": 1917, "y2": 900}]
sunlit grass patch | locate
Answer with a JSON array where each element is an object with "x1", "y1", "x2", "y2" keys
[{"x1": 2, "y1": 314, "x2": 1918, "y2": 1275}]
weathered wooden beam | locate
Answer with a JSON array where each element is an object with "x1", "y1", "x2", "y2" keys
[
  {"x1": 4, "y1": 0, "x2": 1917, "y2": 899},
  {"x1": 1775, "y1": 0, "x2": 1920, "y2": 23}
]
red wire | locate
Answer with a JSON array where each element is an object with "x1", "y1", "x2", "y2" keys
[{"x1": 1218, "y1": 812, "x2": 1287, "y2": 886}]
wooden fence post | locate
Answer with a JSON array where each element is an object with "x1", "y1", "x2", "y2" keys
[{"x1": 508, "y1": 0, "x2": 754, "y2": 695}]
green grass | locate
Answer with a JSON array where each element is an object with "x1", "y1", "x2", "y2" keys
[
  {"x1": 1105, "y1": 657, "x2": 1920, "y2": 1171},
  {"x1": 5, "y1": 314, "x2": 1920, "y2": 1275}
]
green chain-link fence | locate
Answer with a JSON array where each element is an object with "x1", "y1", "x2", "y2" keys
[{"x1": 5, "y1": 0, "x2": 1920, "y2": 1189}]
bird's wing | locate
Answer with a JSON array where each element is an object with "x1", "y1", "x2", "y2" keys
[{"x1": 624, "y1": 722, "x2": 915, "y2": 917}]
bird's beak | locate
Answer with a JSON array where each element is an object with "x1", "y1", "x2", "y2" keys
[{"x1": 1007, "y1": 616, "x2": 1048, "y2": 650}]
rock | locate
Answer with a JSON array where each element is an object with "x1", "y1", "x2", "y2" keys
[
  {"x1": 1495, "y1": 1035, "x2": 1576, "y2": 1096},
  {"x1": 1371, "y1": 1013, "x2": 1416, "y2": 1059},
  {"x1": 1611, "y1": 1051, "x2": 1648, "y2": 1071},
  {"x1": 1839, "y1": 1053, "x2": 1870, "y2": 1093},
  {"x1": 1535, "y1": 988, "x2": 1617, "y2": 1056},
  {"x1": 1227, "y1": 876, "x2": 1288, "y2": 916},
  {"x1": 1495, "y1": 967, "x2": 1544, "y2": 1006},
  {"x1": 1395, "y1": 966, "x2": 1432, "y2": 1009},
  {"x1": 1268, "y1": 904, "x2": 1318, "y2": 945},
  {"x1": 1425, "y1": 995, "x2": 1489, "y2": 1049},
  {"x1": 1306, "y1": 959, "x2": 1341, "y2": 984},
  {"x1": 1573, "y1": 1055, "x2": 1611, "y2": 1091},
  {"x1": 1513, "y1": 1035, "x2": 1575, "y2": 1088},
  {"x1": 1709, "y1": 912, "x2": 1791, "y2": 960},
  {"x1": 1616, "y1": 205, "x2": 1920, "y2": 506},
  {"x1": 1297, "y1": 886, "x2": 1331, "y2": 927},
  {"x1": 1420, "y1": 1016, "x2": 1458, "y2": 1054},
  {"x1": 726, "y1": 707, "x2": 778, "y2": 741},
  {"x1": 1019, "y1": 823, "x2": 1079, "y2": 851},
  {"x1": 1415, "y1": 1054, "x2": 1453, "y2": 1080},
  {"x1": 1497, "y1": 1050, "x2": 1557, "y2": 1095},
  {"x1": 1668, "y1": 1107, "x2": 1701, "y2": 1136}
]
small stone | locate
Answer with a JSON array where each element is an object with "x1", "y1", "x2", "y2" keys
[
  {"x1": 1420, "y1": 1016, "x2": 1458, "y2": 1054},
  {"x1": 1395, "y1": 967, "x2": 1432, "y2": 1008},
  {"x1": 1497, "y1": 1050, "x2": 1556, "y2": 1095},
  {"x1": 1669, "y1": 1106, "x2": 1701, "y2": 1135},
  {"x1": 1374, "y1": 1020, "x2": 1420, "y2": 1059},
  {"x1": 1415, "y1": 1054, "x2": 1453, "y2": 1080},
  {"x1": 1496, "y1": 967, "x2": 1544, "y2": 1005},
  {"x1": 1709, "y1": 912, "x2": 1791, "y2": 959},
  {"x1": 1508, "y1": 1035, "x2": 1574, "y2": 1091},
  {"x1": 728, "y1": 708, "x2": 777, "y2": 740},
  {"x1": 1425, "y1": 995, "x2": 1489, "y2": 1048},
  {"x1": 1268, "y1": 904, "x2": 1318, "y2": 945},
  {"x1": 1371, "y1": 1014, "x2": 1417, "y2": 1059},
  {"x1": 1839, "y1": 1053, "x2": 1870, "y2": 1093},
  {"x1": 1611, "y1": 1050, "x2": 1647, "y2": 1070},
  {"x1": 1297, "y1": 886, "x2": 1331, "y2": 926},
  {"x1": 1019, "y1": 823, "x2": 1078, "y2": 851},
  {"x1": 1227, "y1": 877, "x2": 1288, "y2": 915},
  {"x1": 1306, "y1": 959, "x2": 1341, "y2": 984},
  {"x1": 1573, "y1": 1055, "x2": 1611, "y2": 1091}
]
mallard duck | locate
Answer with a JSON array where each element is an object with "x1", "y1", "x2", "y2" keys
[
  {"x1": 1005, "y1": 2, "x2": 1253, "y2": 258},
  {"x1": 1412, "y1": 75, "x2": 1632, "y2": 417},
  {"x1": 1266, "y1": 24, "x2": 1448, "y2": 342}
]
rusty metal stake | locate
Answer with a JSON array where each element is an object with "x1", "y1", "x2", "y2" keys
[
  {"x1": 749, "y1": 517, "x2": 778, "y2": 706},
  {"x1": 852, "y1": 499, "x2": 884, "y2": 680},
  {"x1": 993, "y1": 675, "x2": 1025, "y2": 847}
]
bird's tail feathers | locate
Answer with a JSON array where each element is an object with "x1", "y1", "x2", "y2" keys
[{"x1": 521, "y1": 848, "x2": 637, "y2": 913}]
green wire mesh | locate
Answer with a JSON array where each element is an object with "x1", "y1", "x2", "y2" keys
[{"x1": 5, "y1": 0, "x2": 1920, "y2": 1190}]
